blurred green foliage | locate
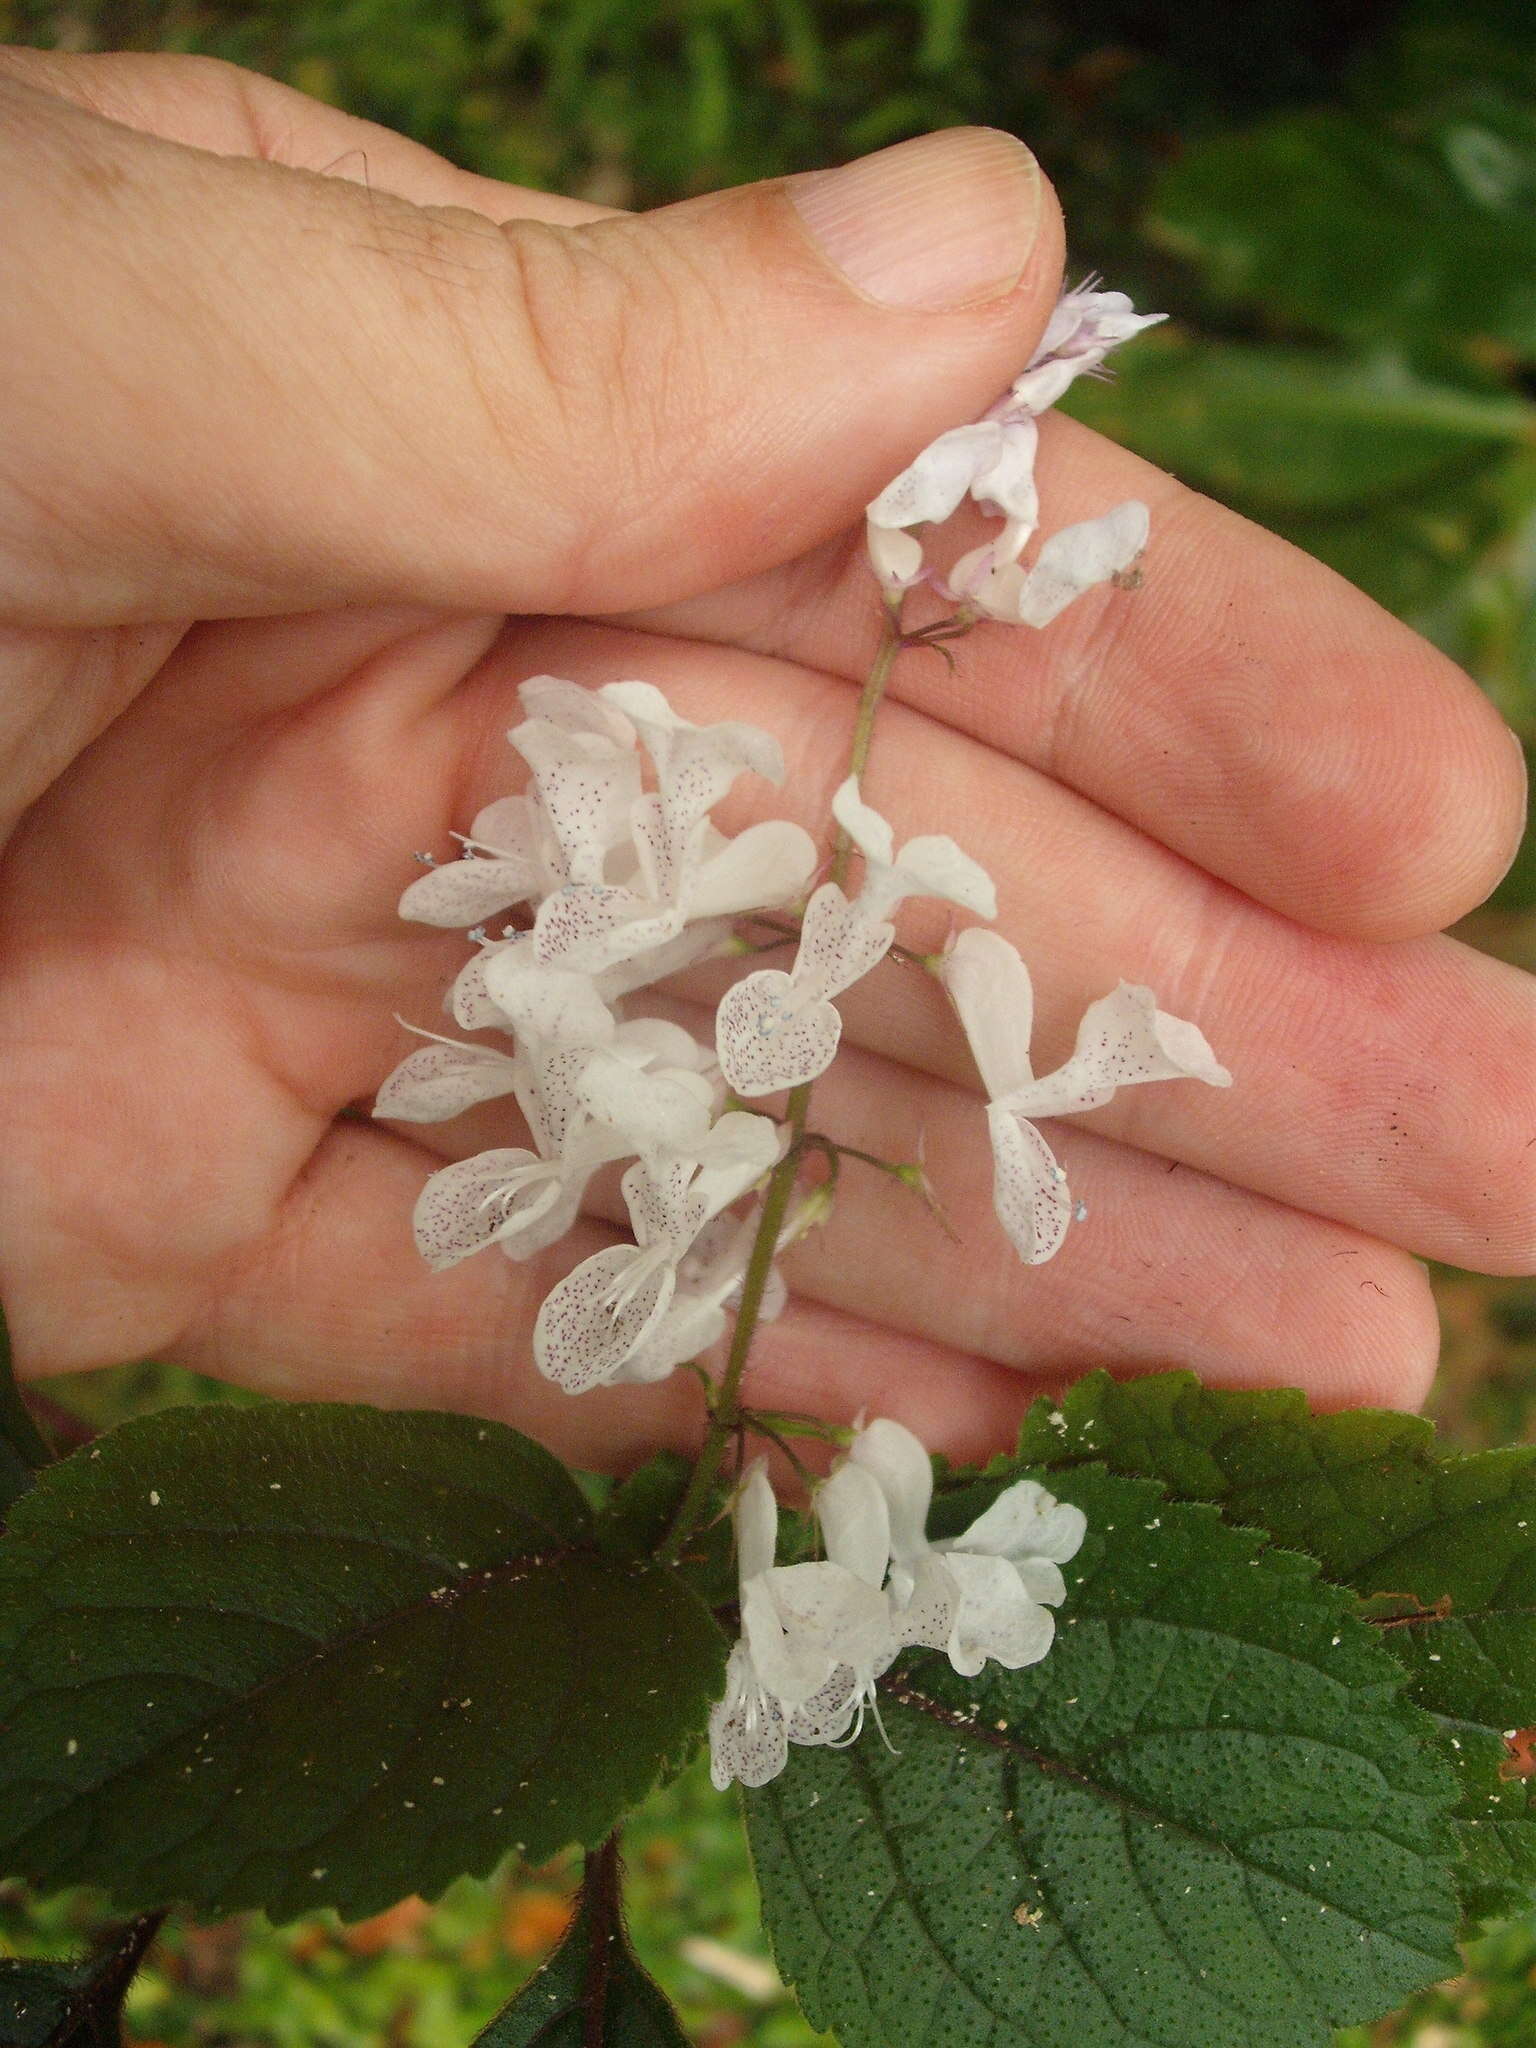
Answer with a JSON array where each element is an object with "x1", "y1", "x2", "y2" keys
[
  {"x1": 3, "y1": 1, "x2": 1536, "y2": 2042},
  {"x1": 1, "y1": 1753, "x2": 830, "y2": 2046}
]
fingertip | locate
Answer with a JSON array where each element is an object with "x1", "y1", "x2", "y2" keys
[
  {"x1": 1309, "y1": 1253, "x2": 1442, "y2": 1414},
  {"x1": 1317, "y1": 663, "x2": 1531, "y2": 944}
]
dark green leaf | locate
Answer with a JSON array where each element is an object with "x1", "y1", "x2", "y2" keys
[
  {"x1": 595, "y1": 1452, "x2": 693, "y2": 1559},
  {"x1": 0, "y1": 1914, "x2": 162, "y2": 2048},
  {"x1": 1149, "y1": 110, "x2": 1536, "y2": 353},
  {"x1": 0, "y1": 1404, "x2": 726, "y2": 1922},
  {"x1": 1064, "y1": 334, "x2": 1533, "y2": 517},
  {"x1": 473, "y1": 1837, "x2": 686, "y2": 2045},
  {"x1": 1063, "y1": 334, "x2": 1530, "y2": 612},
  {"x1": 1012, "y1": 1371, "x2": 1536, "y2": 1917},
  {"x1": 595, "y1": 1450, "x2": 734, "y2": 1608},
  {"x1": 0, "y1": 1305, "x2": 54, "y2": 1520},
  {"x1": 749, "y1": 1469, "x2": 1460, "y2": 2048}
]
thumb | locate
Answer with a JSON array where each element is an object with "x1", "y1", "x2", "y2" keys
[{"x1": 0, "y1": 75, "x2": 1064, "y2": 627}]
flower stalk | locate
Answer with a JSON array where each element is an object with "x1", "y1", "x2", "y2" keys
[{"x1": 659, "y1": 608, "x2": 907, "y2": 1564}]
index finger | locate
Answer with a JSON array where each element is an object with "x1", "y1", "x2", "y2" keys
[{"x1": 635, "y1": 407, "x2": 1527, "y2": 943}]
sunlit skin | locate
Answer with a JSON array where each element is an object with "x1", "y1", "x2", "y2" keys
[{"x1": 0, "y1": 48, "x2": 1531, "y2": 1479}]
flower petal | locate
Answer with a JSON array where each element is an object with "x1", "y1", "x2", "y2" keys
[
  {"x1": 578, "y1": 1052, "x2": 716, "y2": 1160},
  {"x1": 848, "y1": 1417, "x2": 934, "y2": 1570},
  {"x1": 942, "y1": 928, "x2": 1036, "y2": 1102},
  {"x1": 890, "y1": 1553, "x2": 959, "y2": 1654},
  {"x1": 785, "y1": 1665, "x2": 861, "y2": 1748},
  {"x1": 817, "y1": 1464, "x2": 891, "y2": 1590},
  {"x1": 686, "y1": 820, "x2": 818, "y2": 920},
  {"x1": 412, "y1": 1148, "x2": 550, "y2": 1271},
  {"x1": 979, "y1": 501, "x2": 1149, "y2": 628},
  {"x1": 532, "y1": 883, "x2": 681, "y2": 975},
  {"x1": 466, "y1": 793, "x2": 542, "y2": 860},
  {"x1": 940, "y1": 1550, "x2": 1056, "y2": 1676},
  {"x1": 481, "y1": 955, "x2": 615, "y2": 1049},
  {"x1": 610, "y1": 1016, "x2": 714, "y2": 1074},
  {"x1": 735, "y1": 1460, "x2": 780, "y2": 1585},
  {"x1": 951, "y1": 1477, "x2": 1088, "y2": 1567},
  {"x1": 866, "y1": 833, "x2": 996, "y2": 923},
  {"x1": 598, "y1": 682, "x2": 786, "y2": 822},
  {"x1": 611, "y1": 1290, "x2": 730, "y2": 1383},
  {"x1": 594, "y1": 918, "x2": 734, "y2": 999},
  {"x1": 969, "y1": 415, "x2": 1039, "y2": 527},
  {"x1": 794, "y1": 884, "x2": 894, "y2": 1001},
  {"x1": 1006, "y1": 980, "x2": 1231, "y2": 1120},
  {"x1": 1012, "y1": 1556, "x2": 1068, "y2": 1606},
  {"x1": 830, "y1": 777, "x2": 895, "y2": 869},
  {"x1": 866, "y1": 421, "x2": 1002, "y2": 530},
  {"x1": 866, "y1": 520, "x2": 925, "y2": 590},
  {"x1": 758, "y1": 1563, "x2": 892, "y2": 1703},
  {"x1": 398, "y1": 856, "x2": 536, "y2": 928},
  {"x1": 715, "y1": 968, "x2": 843, "y2": 1096},
  {"x1": 517, "y1": 673, "x2": 637, "y2": 747},
  {"x1": 449, "y1": 938, "x2": 528, "y2": 1030},
  {"x1": 742, "y1": 1574, "x2": 837, "y2": 1706},
  {"x1": 510, "y1": 719, "x2": 641, "y2": 885},
  {"x1": 494, "y1": 1173, "x2": 587, "y2": 1262},
  {"x1": 373, "y1": 1040, "x2": 522, "y2": 1123},
  {"x1": 708, "y1": 1645, "x2": 788, "y2": 1790},
  {"x1": 690, "y1": 1110, "x2": 786, "y2": 1218},
  {"x1": 986, "y1": 1102, "x2": 1074, "y2": 1264},
  {"x1": 621, "y1": 1156, "x2": 706, "y2": 1255},
  {"x1": 532, "y1": 1243, "x2": 675, "y2": 1392}
]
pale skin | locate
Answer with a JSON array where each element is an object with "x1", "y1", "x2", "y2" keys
[{"x1": 0, "y1": 46, "x2": 1531, "y2": 1476}]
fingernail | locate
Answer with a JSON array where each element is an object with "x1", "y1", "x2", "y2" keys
[{"x1": 789, "y1": 128, "x2": 1041, "y2": 311}]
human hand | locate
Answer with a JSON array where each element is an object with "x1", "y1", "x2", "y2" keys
[{"x1": 0, "y1": 47, "x2": 1528, "y2": 1472}]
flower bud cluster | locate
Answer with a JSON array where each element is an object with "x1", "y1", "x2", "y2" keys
[
  {"x1": 865, "y1": 279, "x2": 1164, "y2": 619},
  {"x1": 710, "y1": 1420, "x2": 1088, "y2": 1788}
]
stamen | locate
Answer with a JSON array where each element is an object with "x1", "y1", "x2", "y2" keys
[{"x1": 867, "y1": 1688, "x2": 901, "y2": 1758}]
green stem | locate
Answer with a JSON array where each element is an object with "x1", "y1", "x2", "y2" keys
[
  {"x1": 658, "y1": 610, "x2": 905, "y2": 1566},
  {"x1": 658, "y1": 1083, "x2": 810, "y2": 1565},
  {"x1": 829, "y1": 620, "x2": 902, "y2": 889}
]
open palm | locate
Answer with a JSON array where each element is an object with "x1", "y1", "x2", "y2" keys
[{"x1": 0, "y1": 49, "x2": 1530, "y2": 1473}]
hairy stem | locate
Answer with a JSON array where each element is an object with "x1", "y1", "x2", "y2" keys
[{"x1": 659, "y1": 609, "x2": 904, "y2": 1565}]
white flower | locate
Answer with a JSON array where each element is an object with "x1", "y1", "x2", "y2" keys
[
  {"x1": 399, "y1": 676, "x2": 639, "y2": 929},
  {"x1": 448, "y1": 923, "x2": 734, "y2": 1031},
  {"x1": 709, "y1": 1462, "x2": 894, "y2": 1791},
  {"x1": 1005, "y1": 277, "x2": 1166, "y2": 415},
  {"x1": 529, "y1": 690, "x2": 817, "y2": 979},
  {"x1": 863, "y1": 280, "x2": 1161, "y2": 617},
  {"x1": 534, "y1": 1110, "x2": 783, "y2": 1392},
  {"x1": 608, "y1": 1209, "x2": 787, "y2": 1385},
  {"x1": 849, "y1": 1417, "x2": 1086, "y2": 1678},
  {"x1": 396, "y1": 794, "x2": 558, "y2": 929},
  {"x1": 948, "y1": 500, "x2": 1151, "y2": 626},
  {"x1": 373, "y1": 1028, "x2": 524, "y2": 1125},
  {"x1": 943, "y1": 927, "x2": 1232, "y2": 1263},
  {"x1": 865, "y1": 416, "x2": 1040, "y2": 592},
  {"x1": 716, "y1": 779, "x2": 994, "y2": 1096},
  {"x1": 393, "y1": 963, "x2": 718, "y2": 1272}
]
